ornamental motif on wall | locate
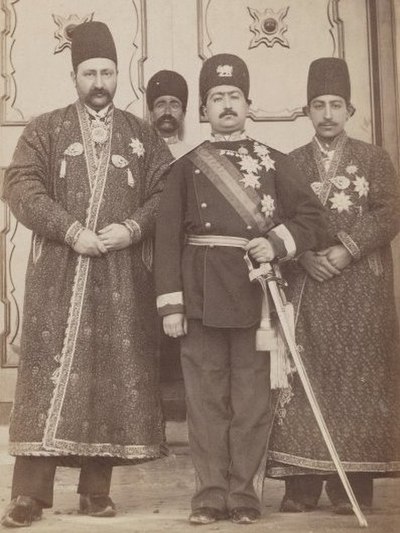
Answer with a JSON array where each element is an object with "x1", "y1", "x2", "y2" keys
[
  {"x1": 53, "y1": 13, "x2": 94, "y2": 54},
  {"x1": 248, "y1": 6, "x2": 290, "y2": 49}
]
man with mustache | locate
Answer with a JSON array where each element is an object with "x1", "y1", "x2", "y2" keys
[
  {"x1": 266, "y1": 57, "x2": 400, "y2": 515},
  {"x1": 1, "y1": 21, "x2": 172, "y2": 528},
  {"x1": 147, "y1": 70, "x2": 190, "y2": 158},
  {"x1": 155, "y1": 53, "x2": 327, "y2": 525}
]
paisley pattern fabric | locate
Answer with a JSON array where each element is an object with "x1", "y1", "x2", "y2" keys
[
  {"x1": 267, "y1": 136, "x2": 400, "y2": 477},
  {"x1": 4, "y1": 102, "x2": 172, "y2": 459}
]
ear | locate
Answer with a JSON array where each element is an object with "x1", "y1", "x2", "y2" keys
[
  {"x1": 200, "y1": 104, "x2": 207, "y2": 119},
  {"x1": 302, "y1": 105, "x2": 310, "y2": 117},
  {"x1": 70, "y1": 71, "x2": 77, "y2": 86}
]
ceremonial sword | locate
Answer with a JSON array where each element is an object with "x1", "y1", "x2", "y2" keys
[{"x1": 245, "y1": 256, "x2": 368, "y2": 528}]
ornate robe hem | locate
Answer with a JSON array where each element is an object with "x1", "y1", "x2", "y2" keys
[
  {"x1": 9, "y1": 441, "x2": 167, "y2": 459},
  {"x1": 267, "y1": 451, "x2": 400, "y2": 476}
]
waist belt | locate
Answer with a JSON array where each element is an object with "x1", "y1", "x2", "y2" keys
[{"x1": 186, "y1": 234, "x2": 249, "y2": 248}]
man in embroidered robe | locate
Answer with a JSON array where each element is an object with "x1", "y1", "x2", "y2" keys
[
  {"x1": 154, "y1": 53, "x2": 327, "y2": 525},
  {"x1": 147, "y1": 69, "x2": 191, "y2": 159},
  {"x1": 1, "y1": 21, "x2": 172, "y2": 528},
  {"x1": 266, "y1": 57, "x2": 400, "y2": 515}
]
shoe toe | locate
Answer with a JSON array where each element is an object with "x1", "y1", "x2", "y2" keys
[
  {"x1": 1, "y1": 496, "x2": 42, "y2": 528},
  {"x1": 333, "y1": 502, "x2": 354, "y2": 515},
  {"x1": 230, "y1": 507, "x2": 260, "y2": 524},
  {"x1": 280, "y1": 498, "x2": 306, "y2": 513},
  {"x1": 189, "y1": 507, "x2": 226, "y2": 525}
]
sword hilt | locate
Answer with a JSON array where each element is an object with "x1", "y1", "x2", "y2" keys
[{"x1": 244, "y1": 253, "x2": 287, "y2": 287}]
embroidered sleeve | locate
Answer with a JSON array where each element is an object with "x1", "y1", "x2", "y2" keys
[
  {"x1": 268, "y1": 224, "x2": 297, "y2": 261},
  {"x1": 274, "y1": 153, "x2": 328, "y2": 255},
  {"x1": 65, "y1": 221, "x2": 85, "y2": 247},
  {"x1": 337, "y1": 230, "x2": 361, "y2": 261},
  {"x1": 156, "y1": 292, "x2": 184, "y2": 316},
  {"x1": 4, "y1": 113, "x2": 81, "y2": 243},
  {"x1": 122, "y1": 219, "x2": 141, "y2": 244},
  {"x1": 339, "y1": 146, "x2": 400, "y2": 256}
]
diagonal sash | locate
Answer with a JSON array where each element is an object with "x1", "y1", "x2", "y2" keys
[
  {"x1": 312, "y1": 132, "x2": 348, "y2": 207},
  {"x1": 188, "y1": 142, "x2": 274, "y2": 233}
]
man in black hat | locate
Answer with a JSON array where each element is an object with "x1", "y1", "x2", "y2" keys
[
  {"x1": 146, "y1": 70, "x2": 190, "y2": 158},
  {"x1": 155, "y1": 53, "x2": 327, "y2": 525},
  {"x1": 1, "y1": 21, "x2": 172, "y2": 528},
  {"x1": 267, "y1": 57, "x2": 400, "y2": 515}
]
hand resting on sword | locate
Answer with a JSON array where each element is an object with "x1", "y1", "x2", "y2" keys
[{"x1": 245, "y1": 237, "x2": 276, "y2": 263}]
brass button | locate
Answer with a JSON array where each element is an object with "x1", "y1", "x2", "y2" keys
[
  {"x1": 201, "y1": 202, "x2": 208, "y2": 209},
  {"x1": 194, "y1": 169, "x2": 200, "y2": 175},
  {"x1": 246, "y1": 225, "x2": 252, "y2": 230},
  {"x1": 205, "y1": 222, "x2": 211, "y2": 229}
]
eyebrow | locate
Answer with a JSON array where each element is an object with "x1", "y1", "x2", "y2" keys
[
  {"x1": 312, "y1": 99, "x2": 344, "y2": 104},
  {"x1": 209, "y1": 90, "x2": 241, "y2": 97},
  {"x1": 82, "y1": 69, "x2": 114, "y2": 74}
]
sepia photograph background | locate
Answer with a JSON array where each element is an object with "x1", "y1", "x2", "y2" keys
[{"x1": 0, "y1": 0, "x2": 399, "y2": 437}]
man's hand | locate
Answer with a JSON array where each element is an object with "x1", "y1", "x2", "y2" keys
[
  {"x1": 245, "y1": 237, "x2": 275, "y2": 263},
  {"x1": 163, "y1": 313, "x2": 187, "y2": 338},
  {"x1": 317, "y1": 245, "x2": 352, "y2": 270},
  {"x1": 298, "y1": 250, "x2": 341, "y2": 282},
  {"x1": 98, "y1": 223, "x2": 132, "y2": 251},
  {"x1": 73, "y1": 229, "x2": 107, "y2": 257}
]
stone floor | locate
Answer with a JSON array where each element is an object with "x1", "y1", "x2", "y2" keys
[{"x1": 1, "y1": 425, "x2": 399, "y2": 532}]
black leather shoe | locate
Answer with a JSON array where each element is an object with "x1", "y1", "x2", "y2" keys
[
  {"x1": 280, "y1": 497, "x2": 306, "y2": 512},
  {"x1": 230, "y1": 507, "x2": 261, "y2": 524},
  {"x1": 332, "y1": 501, "x2": 354, "y2": 515},
  {"x1": 189, "y1": 507, "x2": 227, "y2": 525},
  {"x1": 79, "y1": 494, "x2": 116, "y2": 517},
  {"x1": 1, "y1": 496, "x2": 43, "y2": 528}
]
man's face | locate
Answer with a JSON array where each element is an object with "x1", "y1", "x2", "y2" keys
[
  {"x1": 72, "y1": 58, "x2": 117, "y2": 111},
  {"x1": 204, "y1": 85, "x2": 248, "y2": 134},
  {"x1": 151, "y1": 95, "x2": 185, "y2": 137},
  {"x1": 307, "y1": 95, "x2": 350, "y2": 139}
]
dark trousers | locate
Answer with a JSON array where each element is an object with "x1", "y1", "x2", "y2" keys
[
  {"x1": 181, "y1": 320, "x2": 272, "y2": 512},
  {"x1": 284, "y1": 473, "x2": 373, "y2": 508},
  {"x1": 11, "y1": 456, "x2": 113, "y2": 508}
]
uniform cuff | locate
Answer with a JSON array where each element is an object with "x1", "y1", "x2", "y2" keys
[
  {"x1": 337, "y1": 230, "x2": 361, "y2": 260},
  {"x1": 65, "y1": 221, "x2": 85, "y2": 247},
  {"x1": 123, "y1": 219, "x2": 141, "y2": 244},
  {"x1": 157, "y1": 292, "x2": 184, "y2": 316},
  {"x1": 268, "y1": 224, "x2": 296, "y2": 261}
]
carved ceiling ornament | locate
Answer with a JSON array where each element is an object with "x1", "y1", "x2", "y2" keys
[
  {"x1": 248, "y1": 5, "x2": 290, "y2": 49},
  {"x1": 52, "y1": 13, "x2": 94, "y2": 54}
]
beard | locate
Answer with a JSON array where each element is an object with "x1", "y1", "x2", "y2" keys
[{"x1": 155, "y1": 114, "x2": 179, "y2": 134}]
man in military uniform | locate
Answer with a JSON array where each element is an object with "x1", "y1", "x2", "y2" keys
[
  {"x1": 1, "y1": 21, "x2": 172, "y2": 528},
  {"x1": 266, "y1": 57, "x2": 400, "y2": 515},
  {"x1": 155, "y1": 53, "x2": 327, "y2": 525},
  {"x1": 147, "y1": 69, "x2": 190, "y2": 158}
]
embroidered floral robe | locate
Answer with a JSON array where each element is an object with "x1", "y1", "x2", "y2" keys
[
  {"x1": 4, "y1": 102, "x2": 172, "y2": 458},
  {"x1": 267, "y1": 134, "x2": 400, "y2": 477}
]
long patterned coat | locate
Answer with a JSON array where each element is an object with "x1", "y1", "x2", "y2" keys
[
  {"x1": 267, "y1": 134, "x2": 400, "y2": 477},
  {"x1": 4, "y1": 101, "x2": 172, "y2": 459}
]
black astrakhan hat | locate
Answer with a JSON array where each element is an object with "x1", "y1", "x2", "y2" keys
[
  {"x1": 71, "y1": 21, "x2": 117, "y2": 71},
  {"x1": 199, "y1": 53, "x2": 249, "y2": 104},
  {"x1": 146, "y1": 70, "x2": 188, "y2": 112},
  {"x1": 307, "y1": 57, "x2": 351, "y2": 104}
]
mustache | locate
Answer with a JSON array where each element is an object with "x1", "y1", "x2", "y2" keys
[
  {"x1": 89, "y1": 88, "x2": 111, "y2": 98},
  {"x1": 155, "y1": 114, "x2": 179, "y2": 128},
  {"x1": 219, "y1": 109, "x2": 238, "y2": 118}
]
